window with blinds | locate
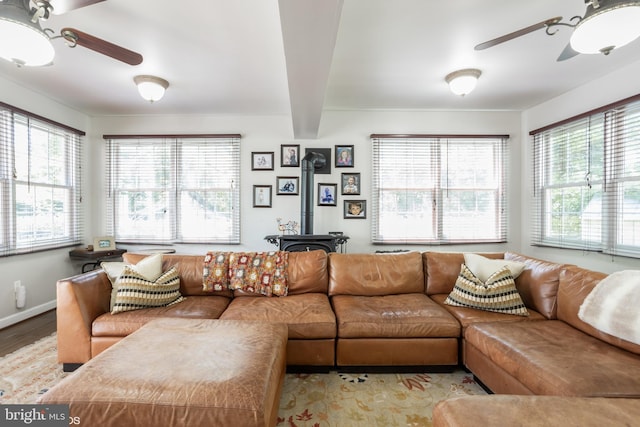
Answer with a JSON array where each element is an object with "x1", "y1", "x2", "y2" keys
[
  {"x1": 531, "y1": 96, "x2": 640, "y2": 258},
  {"x1": 104, "y1": 135, "x2": 240, "y2": 244},
  {"x1": 0, "y1": 103, "x2": 84, "y2": 256},
  {"x1": 371, "y1": 135, "x2": 508, "y2": 244}
]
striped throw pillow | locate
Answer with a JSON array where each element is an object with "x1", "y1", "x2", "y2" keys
[
  {"x1": 111, "y1": 265, "x2": 184, "y2": 314},
  {"x1": 445, "y1": 263, "x2": 528, "y2": 316}
]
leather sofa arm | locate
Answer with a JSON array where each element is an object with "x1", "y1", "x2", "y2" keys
[{"x1": 56, "y1": 270, "x2": 112, "y2": 365}]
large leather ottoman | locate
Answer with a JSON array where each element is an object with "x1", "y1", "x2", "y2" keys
[
  {"x1": 432, "y1": 395, "x2": 640, "y2": 427},
  {"x1": 39, "y1": 318, "x2": 288, "y2": 427}
]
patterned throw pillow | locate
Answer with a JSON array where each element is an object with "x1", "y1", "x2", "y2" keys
[
  {"x1": 111, "y1": 265, "x2": 184, "y2": 314},
  {"x1": 445, "y1": 264, "x2": 529, "y2": 316},
  {"x1": 229, "y1": 251, "x2": 289, "y2": 297},
  {"x1": 203, "y1": 251, "x2": 230, "y2": 291}
]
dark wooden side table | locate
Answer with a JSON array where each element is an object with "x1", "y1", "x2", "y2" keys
[{"x1": 69, "y1": 248, "x2": 127, "y2": 273}]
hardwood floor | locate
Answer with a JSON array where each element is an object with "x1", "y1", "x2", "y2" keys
[{"x1": 0, "y1": 309, "x2": 57, "y2": 357}]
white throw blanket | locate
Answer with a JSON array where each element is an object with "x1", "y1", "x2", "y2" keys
[{"x1": 578, "y1": 270, "x2": 640, "y2": 345}]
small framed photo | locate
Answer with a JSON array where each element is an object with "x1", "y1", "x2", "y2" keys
[
  {"x1": 317, "y1": 183, "x2": 337, "y2": 206},
  {"x1": 281, "y1": 144, "x2": 300, "y2": 167},
  {"x1": 93, "y1": 236, "x2": 116, "y2": 251},
  {"x1": 341, "y1": 172, "x2": 360, "y2": 195},
  {"x1": 335, "y1": 145, "x2": 354, "y2": 167},
  {"x1": 277, "y1": 176, "x2": 299, "y2": 195},
  {"x1": 253, "y1": 185, "x2": 272, "y2": 207},
  {"x1": 344, "y1": 200, "x2": 366, "y2": 219},
  {"x1": 252, "y1": 152, "x2": 274, "y2": 170}
]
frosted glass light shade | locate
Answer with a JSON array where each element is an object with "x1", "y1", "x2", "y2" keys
[
  {"x1": 570, "y1": 2, "x2": 640, "y2": 54},
  {"x1": 134, "y1": 75, "x2": 169, "y2": 102},
  {"x1": 0, "y1": 16, "x2": 55, "y2": 66},
  {"x1": 445, "y1": 69, "x2": 481, "y2": 96}
]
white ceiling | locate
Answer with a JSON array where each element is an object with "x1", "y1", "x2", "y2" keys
[{"x1": 1, "y1": 0, "x2": 640, "y2": 138}]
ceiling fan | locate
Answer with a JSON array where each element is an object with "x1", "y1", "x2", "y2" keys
[
  {"x1": 0, "y1": 0, "x2": 143, "y2": 67},
  {"x1": 475, "y1": 0, "x2": 640, "y2": 61}
]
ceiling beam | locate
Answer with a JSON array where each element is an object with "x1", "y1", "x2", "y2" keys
[{"x1": 278, "y1": 0, "x2": 343, "y2": 139}]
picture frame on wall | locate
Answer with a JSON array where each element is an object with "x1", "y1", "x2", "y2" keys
[
  {"x1": 317, "y1": 183, "x2": 337, "y2": 206},
  {"x1": 281, "y1": 144, "x2": 300, "y2": 167},
  {"x1": 304, "y1": 148, "x2": 332, "y2": 174},
  {"x1": 251, "y1": 152, "x2": 274, "y2": 170},
  {"x1": 344, "y1": 200, "x2": 366, "y2": 219},
  {"x1": 335, "y1": 145, "x2": 354, "y2": 167},
  {"x1": 341, "y1": 172, "x2": 360, "y2": 195},
  {"x1": 277, "y1": 176, "x2": 299, "y2": 195},
  {"x1": 253, "y1": 185, "x2": 272, "y2": 207}
]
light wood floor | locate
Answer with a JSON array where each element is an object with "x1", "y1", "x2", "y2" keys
[{"x1": 0, "y1": 309, "x2": 57, "y2": 357}]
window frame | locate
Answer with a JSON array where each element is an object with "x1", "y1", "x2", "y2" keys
[
  {"x1": 371, "y1": 134, "x2": 509, "y2": 245},
  {"x1": 104, "y1": 134, "x2": 241, "y2": 245}
]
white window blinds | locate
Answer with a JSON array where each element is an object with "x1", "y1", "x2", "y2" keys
[
  {"x1": 371, "y1": 135, "x2": 508, "y2": 244},
  {"x1": 531, "y1": 95, "x2": 640, "y2": 258},
  {"x1": 104, "y1": 135, "x2": 240, "y2": 244},
  {"x1": 0, "y1": 103, "x2": 84, "y2": 256}
]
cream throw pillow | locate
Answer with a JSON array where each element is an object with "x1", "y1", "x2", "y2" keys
[
  {"x1": 111, "y1": 265, "x2": 183, "y2": 314},
  {"x1": 103, "y1": 253, "x2": 164, "y2": 311},
  {"x1": 464, "y1": 253, "x2": 526, "y2": 283}
]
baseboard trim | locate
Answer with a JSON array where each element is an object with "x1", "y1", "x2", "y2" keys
[{"x1": 0, "y1": 300, "x2": 56, "y2": 330}]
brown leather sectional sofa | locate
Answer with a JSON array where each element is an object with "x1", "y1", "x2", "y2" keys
[{"x1": 57, "y1": 249, "x2": 640, "y2": 421}]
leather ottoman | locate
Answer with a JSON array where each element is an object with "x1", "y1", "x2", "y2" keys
[{"x1": 39, "y1": 318, "x2": 287, "y2": 427}]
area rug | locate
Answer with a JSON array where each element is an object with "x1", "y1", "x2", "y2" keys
[{"x1": 1, "y1": 334, "x2": 487, "y2": 426}]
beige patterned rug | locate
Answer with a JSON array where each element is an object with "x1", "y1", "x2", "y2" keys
[{"x1": 1, "y1": 334, "x2": 486, "y2": 426}]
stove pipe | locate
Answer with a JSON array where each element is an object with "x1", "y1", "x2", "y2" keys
[{"x1": 300, "y1": 151, "x2": 326, "y2": 235}]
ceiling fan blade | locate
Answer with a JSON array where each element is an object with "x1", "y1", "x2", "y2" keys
[
  {"x1": 475, "y1": 16, "x2": 562, "y2": 51},
  {"x1": 557, "y1": 42, "x2": 580, "y2": 62},
  {"x1": 61, "y1": 28, "x2": 143, "y2": 65},
  {"x1": 50, "y1": 0, "x2": 106, "y2": 14}
]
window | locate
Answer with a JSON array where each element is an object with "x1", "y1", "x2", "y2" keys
[
  {"x1": 0, "y1": 103, "x2": 84, "y2": 256},
  {"x1": 105, "y1": 135, "x2": 240, "y2": 244},
  {"x1": 531, "y1": 95, "x2": 640, "y2": 258},
  {"x1": 371, "y1": 135, "x2": 508, "y2": 244}
]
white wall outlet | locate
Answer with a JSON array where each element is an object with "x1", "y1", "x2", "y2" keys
[{"x1": 14, "y1": 280, "x2": 26, "y2": 309}]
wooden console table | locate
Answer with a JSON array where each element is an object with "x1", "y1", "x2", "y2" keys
[{"x1": 69, "y1": 248, "x2": 127, "y2": 273}]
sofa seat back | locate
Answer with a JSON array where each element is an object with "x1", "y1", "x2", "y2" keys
[
  {"x1": 558, "y1": 266, "x2": 640, "y2": 355},
  {"x1": 423, "y1": 252, "x2": 504, "y2": 295},
  {"x1": 504, "y1": 253, "x2": 567, "y2": 320},
  {"x1": 328, "y1": 251, "x2": 424, "y2": 296}
]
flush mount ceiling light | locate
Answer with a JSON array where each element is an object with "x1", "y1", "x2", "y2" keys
[
  {"x1": 0, "y1": 0, "x2": 55, "y2": 66},
  {"x1": 445, "y1": 69, "x2": 481, "y2": 97},
  {"x1": 134, "y1": 75, "x2": 169, "y2": 103},
  {"x1": 570, "y1": 0, "x2": 640, "y2": 55}
]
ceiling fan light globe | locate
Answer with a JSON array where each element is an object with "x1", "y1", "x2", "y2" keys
[
  {"x1": 445, "y1": 69, "x2": 481, "y2": 96},
  {"x1": 134, "y1": 75, "x2": 169, "y2": 103},
  {"x1": 570, "y1": 3, "x2": 640, "y2": 54},
  {"x1": 0, "y1": 17, "x2": 55, "y2": 67}
]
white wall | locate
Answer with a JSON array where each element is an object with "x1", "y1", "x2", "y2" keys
[
  {"x1": 90, "y1": 109, "x2": 522, "y2": 254},
  {"x1": 520, "y1": 60, "x2": 640, "y2": 274},
  {"x1": 0, "y1": 78, "x2": 90, "y2": 328}
]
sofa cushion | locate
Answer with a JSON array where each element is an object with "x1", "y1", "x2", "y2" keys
[
  {"x1": 93, "y1": 296, "x2": 231, "y2": 337},
  {"x1": 219, "y1": 293, "x2": 336, "y2": 339},
  {"x1": 286, "y1": 250, "x2": 328, "y2": 294},
  {"x1": 424, "y1": 252, "x2": 504, "y2": 295},
  {"x1": 463, "y1": 253, "x2": 525, "y2": 282},
  {"x1": 111, "y1": 266, "x2": 184, "y2": 314},
  {"x1": 445, "y1": 264, "x2": 528, "y2": 317},
  {"x1": 504, "y1": 252, "x2": 566, "y2": 319},
  {"x1": 432, "y1": 293, "x2": 545, "y2": 333},
  {"x1": 559, "y1": 266, "x2": 640, "y2": 355},
  {"x1": 331, "y1": 293, "x2": 460, "y2": 338},
  {"x1": 124, "y1": 253, "x2": 234, "y2": 298},
  {"x1": 465, "y1": 321, "x2": 640, "y2": 396},
  {"x1": 328, "y1": 251, "x2": 424, "y2": 296}
]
